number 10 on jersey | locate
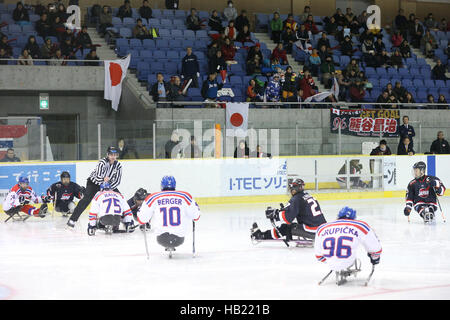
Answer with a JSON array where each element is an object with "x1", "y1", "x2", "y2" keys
[{"x1": 161, "y1": 207, "x2": 181, "y2": 226}]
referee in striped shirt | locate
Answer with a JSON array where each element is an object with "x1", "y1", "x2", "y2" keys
[{"x1": 67, "y1": 146, "x2": 123, "y2": 228}]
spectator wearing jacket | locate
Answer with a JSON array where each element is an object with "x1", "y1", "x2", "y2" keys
[
  {"x1": 139, "y1": 0, "x2": 152, "y2": 20},
  {"x1": 432, "y1": 59, "x2": 448, "y2": 81},
  {"x1": 208, "y1": 10, "x2": 223, "y2": 32},
  {"x1": 270, "y1": 12, "x2": 283, "y2": 43},
  {"x1": 224, "y1": 20, "x2": 237, "y2": 41},
  {"x1": 13, "y1": 2, "x2": 30, "y2": 25},
  {"x1": 99, "y1": 5, "x2": 113, "y2": 34},
  {"x1": 181, "y1": 47, "x2": 200, "y2": 88},
  {"x1": 209, "y1": 50, "x2": 227, "y2": 74},
  {"x1": 265, "y1": 74, "x2": 281, "y2": 102},
  {"x1": 151, "y1": 73, "x2": 171, "y2": 103},
  {"x1": 221, "y1": 37, "x2": 236, "y2": 62},
  {"x1": 430, "y1": 131, "x2": 450, "y2": 154},
  {"x1": 117, "y1": 0, "x2": 132, "y2": 20},
  {"x1": 186, "y1": 8, "x2": 202, "y2": 31},
  {"x1": 223, "y1": 0, "x2": 238, "y2": 22},
  {"x1": 235, "y1": 10, "x2": 250, "y2": 33},
  {"x1": 201, "y1": 72, "x2": 223, "y2": 104},
  {"x1": 397, "y1": 137, "x2": 415, "y2": 155},
  {"x1": 370, "y1": 140, "x2": 392, "y2": 156},
  {"x1": 24, "y1": 35, "x2": 41, "y2": 59},
  {"x1": 271, "y1": 43, "x2": 288, "y2": 65}
]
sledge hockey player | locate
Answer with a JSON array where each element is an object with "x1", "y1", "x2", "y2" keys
[
  {"x1": 136, "y1": 176, "x2": 200, "y2": 257},
  {"x1": 87, "y1": 182, "x2": 134, "y2": 236},
  {"x1": 251, "y1": 178, "x2": 327, "y2": 245},
  {"x1": 314, "y1": 207, "x2": 382, "y2": 286},
  {"x1": 3, "y1": 176, "x2": 50, "y2": 221},
  {"x1": 127, "y1": 187, "x2": 151, "y2": 230},
  {"x1": 404, "y1": 161, "x2": 446, "y2": 223},
  {"x1": 46, "y1": 171, "x2": 85, "y2": 216}
]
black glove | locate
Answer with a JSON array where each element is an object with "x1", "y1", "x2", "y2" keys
[
  {"x1": 368, "y1": 252, "x2": 380, "y2": 265},
  {"x1": 80, "y1": 186, "x2": 86, "y2": 196},
  {"x1": 404, "y1": 207, "x2": 411, "y2": 216},
  {"x1": 265, "y1": 207, "x2": 280, "y2": 221},
  {"x1": 87, "y1": 224, "x2": 97, "y2": 236},
  {"x1": 125, "y1": 220, "x2": 135, "y2": 233},
  {"x1": 42, "y1": 195, "x2": 52, "y2": 203}
]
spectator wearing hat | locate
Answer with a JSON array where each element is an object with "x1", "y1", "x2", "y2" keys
[{"x1": 370, "y1": 140, "x2": 392, "y2": 156}]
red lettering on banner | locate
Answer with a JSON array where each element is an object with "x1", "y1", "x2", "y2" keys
[
  {"x1": 361, "y1": 118, "x2": 374, "y2": 132},
  {"x1": 373, "y1": 118, "x2": 385, "y2": 132},
  {"x1": 349, "y1": 117, "x2": 362, "y2": 132}
]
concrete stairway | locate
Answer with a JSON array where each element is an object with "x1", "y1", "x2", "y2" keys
[
  {"x1": 87, "y1": 28, "x2": 155, "y2": 108},
  {"x1": 411, "y1": 47, "x2": 450, "y2": 79},
  {"x1": 254, "y1": 32, "x2": 327, "y2": 93}
]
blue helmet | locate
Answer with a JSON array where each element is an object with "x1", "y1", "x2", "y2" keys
[
  {"x1": 100, "y1": 182, "x2": 111, "y2": 191},
  {"x1": 338, "y1": 206, "x2": 357, "y2": 220},
  {"x1": 161, "y1": 176, "x2": 176, "y2": 191},
  {"x1": 18, "y1": 176, "x2": 29, "y2": 184}
]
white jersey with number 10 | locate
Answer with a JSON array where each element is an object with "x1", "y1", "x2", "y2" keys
[{"x1": 137, "y1": 190, "x2": 201, "y2": 237}]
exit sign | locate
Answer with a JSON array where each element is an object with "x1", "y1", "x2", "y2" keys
[{"x1": 39, "y1": 94, "x2": 49, "y2": 110}]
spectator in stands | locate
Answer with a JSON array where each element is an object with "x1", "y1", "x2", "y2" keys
[
  {"x1": 308, "y1": 48, "x2": 321, "y2": 77},
  {"x1": 47, "y1": 3, "x2": 58, "y2": 24},
  {"x1": 223, "y1": 0, "x2": 238, "y2": 23},
  {"x1": 117, "y1": 0, "x2": 133, "y2": 20},
  {"x1": 181, "y1": 47, "x2": 200, "y2": 88},
  {"x1": 221, "y1": 37, "x2": 236, "y2": 63},
  {"x1": 344, "y1": 8, "x2": 354, "y2": 25},
  {"x1": 295, "y1": 23, "x2": 310, "y2": 48},
  {"x1": 333, "y1": 8, "x2": 346, "y2": 26},
  {"x1": 166, "y1": 0, "x2": 179, "y2": 10},
  {"x1": 18, "y1": 49, "x2": 33, "y2": 65},
  {"x1": 246, "y1": 79, "x2": 263, "y2": 102},
  {"x1": 345, "y1": 58, "x2": 359, "y2": 77},
  {"x1": 0, "y1": 48, "x2": 10, "y2": 65},
  {"x1": 165, "y1": 132, "x2": 180, "y2": 158},
  {"x1": 376, "y1": 91, "x2": 390, "y2": 104},
  {"x1": 51, "y1": 16, "x2": 66, "y2": 42},
  {"x1": 426, "y1": 94, "x2": 436, "y2": 109},
  {"x1": 0, "y1": 36, "x2": 11, "y2": 57},
  {"x1": 388, "y1": 94, "x2": 399, "y2": 109},
  {"x1": 186, "y1": 8, "x2": 202, "y2": 31},
  {"x1": 40, "y1": 37, "x2": 54, "y2": 59},
  {"x1": 61, "y1": 28, "x2": 75, "y2": 44},
  {"x1": 399, "y1": 39, "x2": 411, "y2": 58},
  {"x1": 234, "y1": 140, "x2": 249, "y2": 158},
  {"x1": 340, "y1": 35, "x2": 353, "y2": 57},
  {"x1": 61, "y1": 37, "x2": 75, "y2": 58},
  {"x1": 424, "y1": 13, "x2": 439, "y2": 31},
  {"x1": 317, "y1": 32, "x2": 331, "y2": 51},
  {"x1": 99, "y1": 5, "x2": 113, "y2": 34},
  {"x1": 318, "y1": 44, "x2": 330, "y2": 62},
  {"x1": 201, "y1": 72, "x2": 223, "y2": 106},
  {"x1": 348, "y1": 15, "x2": 361, "y2": 35},
  {"x1": 224, "y1": 20, "x2": 237, "y2": 41},
  {"x1": 168, "y1": 76, "x2": 186, "y2": 102},
  {"x1": 391, "y1": 30, "x2": 403, "y2": 48},
  {"x1": 265, "y1": 74, "x2": 281, "y2": 102},
  {"x1": 304, "y1": 14, "x2": 319, "y2": 34},
  {"x1": 272, "y1": 42, "x2": 288, "y2": 65},
  {"x1": 372, "y1": 37, "x2": 385, "y2": 56},
  {"x1": 184, "y1": 136, "x2": 201, "y2": 158},
  {"x1": 237, "y1": 24, "x2": 252, "y2": 43},
  {"x1": 282, "y1": 27, "x2": 296, "y2": 54},
  {"x1": 13, "y1": 2, "x2": 30, "y2": 26},
  {"x1": 247, "y1": 42, "x2": 263, "y2": 62},
  {"x1": 76, "y1": 26, "x2": 93, "y2": 50},
  {"x1": 370, "y1": 140, "x2": 392, "y2": 156},
  {"x1": 56, "y1": 3, "x2": 68, "y2": 23},
  {"x1": 390, "y1": 49, "x2": 404, "y2": 68},
  {"x1": 349, "y1": 79, "x2": 365, "y2": 102},
  {"x1": 208, "y1": 10, "x2": 223, "y2": 33},
  {"x1": 270, "y1": 12, "x2": 283, "y2": 43},
  {"x1": 404, "y1": 92, "x2": 416, "y2": 104},
  {"x1": 422, "y1": 29, "x2": 437, "y2": 58},
  {"x1": 299, "y1": 6, "x2": 311, "y2": 23},
  {"x1": 209, "y1": 49, "x2": 227, "y2": 74},
  {"x1": 207, "y1": 41, "x2": 219, "y2": 61},
  {"x1": 336, "y1": 70, "x2": 351, "y2": 101},
  {"x1": 430, "y1": 131, "x2": 450, "y2": 154},
  {"x1": 235, "y1": 10, "x2": 249, "y2": 33},
  {"x1": 298, "y1": 69, "x2": 317, "y2": 100},
  {"x1": 24, "y1": 35, "x2": 41, "y2": 59},
  {"x1": 281, "y1": 67, "x2": 297, "y2": 102},
  {"x1": 139, "y1": 0, "x2": 152, "y2": 20},
  {"x1": 84, "y1": 49, "x2": 99, "y2": 66},
  {"x1": 320, "y1": 56, "x2": 335, "y2": 88},
  {"x1": 394, "y1": 81, "x2": 407, "y2": 102},
  {"x1": 283, "y1": 14, "x2": 298, "y2": 32},
  {"x1": 325, "y1": 16, "x2": 338, "y2": 36},
  {"x1": 437, "y1": 95, "x2": 449, "y2": 109},
  {"x1": 246, "y1": 53, "x2": 262, "y2": 75},
  {"x1": 33, "y1": 0, "x2": 46, "y2": 16},
  {"x1": 439, "y1": 18, "x2": 448, "y2": 32},
  {"x1": 399, "y1": 115, "x2": 415, "y2": 148},
  {"x1": 362, "y1": 38, "x2": 376, "y2": 67},
  {"x1": 397, "y1": 137, "x2": 415, "y2": 155},
  {"x1": 133, "y1": 18, "x2": 151, "y2": 39},
  {"x1": 0, "y1": 148, "x2": 21, "y2": 162},
  {"x1": 357, "y1": 10, "x2": 369, "y2": 30},
  {"x1": 250, "y1": 145, "x2": 271, "y2": 158},
  {"x1": 384, "y1": 83, "x2": 396, "y2": 98},
  {"x1": 375, "y1": 49, "x2": 391, "y2": 68},
  {"x1": 151, "y1": 73, "x2": 170, "y2": 103},
  {"x1": 432, "y1": 59, "x2": 448, "y2": 80},
  {"x1": 395, "y1": 9, "x2": 408, "y2": 39},
  {"x1": 117, "y1": 138, "x2": 137, "y2": 159},
  {"x1": 409, "y1": 17, "x2": 423, "y2": 49},
  {"x1": 50, "y1": 49, "x2": 65, "y2": 66}
]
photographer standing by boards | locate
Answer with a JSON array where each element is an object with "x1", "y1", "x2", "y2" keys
[{"x1": 67, "y1": 147, "x2": 123, "y2": 228}]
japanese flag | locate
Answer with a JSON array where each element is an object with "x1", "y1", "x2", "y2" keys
[
  {"x1": 104, "y1": 54, "x2": 131, "y2": 111},
  {"x1": 226, "y1": 103, "x2": 249, "y2": 137}
]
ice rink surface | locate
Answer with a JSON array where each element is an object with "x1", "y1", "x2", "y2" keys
[{"x1": 1, "y1": 197, "x2": 450, "y2": 300}]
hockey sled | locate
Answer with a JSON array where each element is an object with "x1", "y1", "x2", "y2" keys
[
  {"x1": 251, "y1": 237, "x2": 314, "y2": 248},
  {"x1": 99, "y1": 215, "x2": 121, "y2": 234}
]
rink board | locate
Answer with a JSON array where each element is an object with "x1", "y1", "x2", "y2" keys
[{"x1": 0, "y1": 155, "x2": 449, "y2": 205}]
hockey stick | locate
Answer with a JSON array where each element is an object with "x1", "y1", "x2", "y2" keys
[
  {"x1": 430, "y1": 185, "x2": 446, "y2": 223},
  {"x1": 270, "y1": 218, "x2": 290, "y2": 247},
  {"x1": 364, "y1": 265, "x2": 376, "y2": 286},
  {"x1": 192, "y1": 221, "x2": 196, "y2": 257},
  {"x1": 142, "y1": 225, "x2": 150, "y2": 260},
  {"x1": 318, "y1": 270, "x2": 333, "y2": 285}
]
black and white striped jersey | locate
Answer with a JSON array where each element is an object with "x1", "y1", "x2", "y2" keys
[{"x1": 88, "y1": 157, "x2": 122, "y2": 190}]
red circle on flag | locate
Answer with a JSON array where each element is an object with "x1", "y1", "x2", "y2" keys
[
  {"x1": 109, "y1": 62, "x2": 122, "y2": 86},
  {"x1": 230, "y1": 113, "x2": 244, "y2": 127}
]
